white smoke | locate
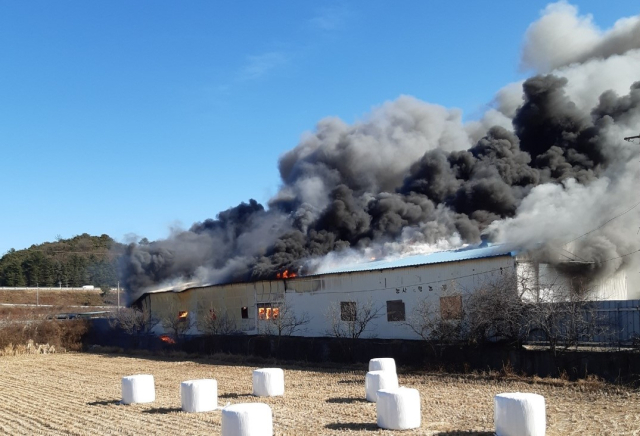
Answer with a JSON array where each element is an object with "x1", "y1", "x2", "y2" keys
[
  {"x1": 278, "y1": 95, "x2": 473, "y2": 208},
  {"x1": 522, "y1": 1, "x2": 640, "y2": 73},
  {"x1": 486, "y1": 1, "x2": 640, "y2": 243},
  {"x1": 310, "y1": 236, "x2": 463, "y2": 275},
  {"x1": 476, "y1": 2, "x2": 640, "y2": 139}
]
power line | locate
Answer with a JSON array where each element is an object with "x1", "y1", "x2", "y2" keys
[
  {"x1": 553, "y1": 247, "x2": 589, "y2": 262},
  {"x1": 563, "y1": 200, "x2": 640, "y2": 246},
  {"x1": 601, "y1": 248, "x2": 640, "y2": 264}
]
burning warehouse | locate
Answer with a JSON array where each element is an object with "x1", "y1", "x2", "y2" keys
[
  {"x1": 134, "y1": 244, "x2": 628, "y2": 340},
  {"x1": 121, "y1": 5, "x2": 639, "y2": 342},
  {"x1": 119, "y1": 75, "x2": 640, "y2": 316}
]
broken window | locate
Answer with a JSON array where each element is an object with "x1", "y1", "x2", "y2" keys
[
  {"x1": 257, "y1": 303, "x2": 280, "y2": 320},
  {"x1": 257, "y1": 303, "x2": 270, "y2": 320},
  {"x1": 440, "y1": 296, "x2": 463, "y2": 320},
  {"x1": 241, "y1": 306, "x2": 249, "y2": 319},
  {"x1": 386, "y1": 300, "x2": 405, "y2": 322},
  {"x1": 340, "y1": 301, "x2": 356, "y2": 322}
]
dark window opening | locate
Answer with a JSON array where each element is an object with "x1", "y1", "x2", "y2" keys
[
  {"x1": 386, "y1": 300, "x2": 405, "y2": 322},
  {"x1": 241, "y1": 306, "x2": 249, "y2": 319},
  {"x1": 340, "y1": 301, "x2": 356, "y2": 322}
]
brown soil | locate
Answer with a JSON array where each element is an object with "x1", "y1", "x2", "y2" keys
[
  {"x1": 0, "y1": 353, "x2": 638, "y2": 435},
  {"x1": 0, "y1": 290, "x2": 105, "y2": 306}
]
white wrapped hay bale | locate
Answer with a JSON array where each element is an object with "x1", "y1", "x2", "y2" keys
[
  {"x1": 494, "y1": 392, "x2": 546, "y2": 436},
  {"x1": 221, "y1": 403, "x2": 273, "y2": 436},
  {"x1": 365, "y1": 370, "x2": 398, "y2": 402},
  {"x1": 376, "y1": 387, "x2": 421, "y2": 430},
  {"x1": 180, "y1": 379, "x2": 218, "y2": 413},
  {"x1": 121, "y1": 374, "x2": 155, "y2": 405},
  {"x1": 369, "y1": 357, "x2": 396, "y2": 373},
  {"x1": 252, "y1": 368, "x2": 284, "y2": 397}
]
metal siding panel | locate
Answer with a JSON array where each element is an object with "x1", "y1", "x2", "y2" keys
[{"x1": 617, "y1": 310, "x2": 624, "y2": 343}]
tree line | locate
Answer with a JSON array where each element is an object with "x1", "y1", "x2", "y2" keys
[{"x1": 0, "y1": 233, "x2": 126, "y2": 290}]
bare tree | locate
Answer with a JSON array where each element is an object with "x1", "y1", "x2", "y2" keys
[
  {"x1": 196, "y1": 301, "x2": 238, "y2": 336},
  {"x1": 465, "y1": 272, "x2": 529, "y2": 346},
  {"x1": 405, "y1": 297, "x2": 466, "y2": 354},
  {"x1": 158, "y1": 300, "x2": 191, "y2": 341},
  {"x1": 109, "y1": 301, "x2": 157, "y2": 335},
  {"x1": 527, "y1": 277, "x2": 614, "y2": 354},
  {"x1": 258, "y1": 299, "x2": 311, "y2": 338},
  {"x1": 326, "y1": 298, "x2": 382, "y2": 340},
  {"x1": 109, "y1": 308, "x2": 145, "y2": 335}
]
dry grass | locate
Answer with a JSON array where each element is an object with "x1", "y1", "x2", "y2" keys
[
  {"x1": 0, "y1": 353, "x2": 639, "y2": 435},
  {"x1": 1, "y1": 340, "x2": 58, "y2": 356},
  {"x1": 0, "y1": 320, "x2": 89, "y2": 352}
]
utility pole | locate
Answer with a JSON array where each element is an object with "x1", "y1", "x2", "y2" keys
[
  {"x1": 117, "y1": 281, "x2": 120, "y2": 310},
  {"x1": 629, "y1": 133, "x2": 640, "y2": 279}
]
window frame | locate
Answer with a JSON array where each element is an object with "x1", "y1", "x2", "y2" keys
[
  {"x1": 340, "y1": 301, "x2": 357, "y2": 322},
  {"x1": 386, "y1": 299, "x2": 405, "y2": 322}
]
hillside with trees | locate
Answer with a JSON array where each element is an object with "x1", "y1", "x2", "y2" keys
[{"x1": 0, "y1": 234, "x2": 126, "y2": 290}]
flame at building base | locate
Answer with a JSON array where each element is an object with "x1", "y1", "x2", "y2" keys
[{"x1": 159, "y1": 335, "x2": 176, "y2": 345}]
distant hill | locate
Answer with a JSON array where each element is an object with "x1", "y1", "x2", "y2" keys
[{"x1": 0, "y1": 234, "x2": 126, "y2": 290}]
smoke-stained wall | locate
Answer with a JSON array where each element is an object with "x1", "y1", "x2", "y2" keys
[
  {"x1": 146, "y1": 253, "x2": 517, "y2": 340},
  {"x1": 118, "y1": 3, "x2": 640, "y2": 301}
]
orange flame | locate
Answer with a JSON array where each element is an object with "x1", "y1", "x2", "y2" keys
[
  {"x1": 159, "y1": 335, "x2": 176, "y2": 344},
  {"x1": 276, "y1": 269, "x2": 297, "y2": 279}
]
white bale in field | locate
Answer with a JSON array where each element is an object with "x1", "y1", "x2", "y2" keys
[
  {"x1": 376, "y1": 387, "x2": 421, "y2": 430},
  {"x1": 221, "y1": 403, "x2": 273, "y2": 436},
  {"x1": 252, "y1": 368, "x2": 284, "y2": 397},
  {"x1": 494, "y1": 392, "x2": 546, "y2": 436},
  {"x1": 369, "y1": 358, "x2": 396, "y2": 373},
  {"x1": 180, "y1": 379, "x2": 217, "y2": 412},
  {"x1": 121, "y1": 374, "x2": 155, "y2": 404},
  {"x1": 365, "y1": 370, "x2": 398, "y2": 402}
]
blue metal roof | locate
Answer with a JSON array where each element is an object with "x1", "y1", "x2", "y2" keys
[{"x1": 319, "y1": 244, "x2": 516, "y2": 275}]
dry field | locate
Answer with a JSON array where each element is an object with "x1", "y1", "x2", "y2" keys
[
  {"x1": 0, "y1": 290, "x2": 105, "y2": 307},
  {"x1": 0, "y1": 352, "x2": 639, "y2": 435}
]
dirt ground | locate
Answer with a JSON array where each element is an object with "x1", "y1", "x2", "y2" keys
[
  {"x1": 0, "y1": 352, "x2": 638, "y2": 435},
  {"x1": 0, "y1": 289, "x2": 109, "y2": 307}
]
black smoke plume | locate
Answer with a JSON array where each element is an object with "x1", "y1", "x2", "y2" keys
[{"x1": 118, "y1": 74, "x2": 640, "y2": 300}]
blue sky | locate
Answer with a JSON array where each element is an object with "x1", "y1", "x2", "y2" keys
[{"x1": 1, "y1": 1, "x2": 637, "y2": 255}]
